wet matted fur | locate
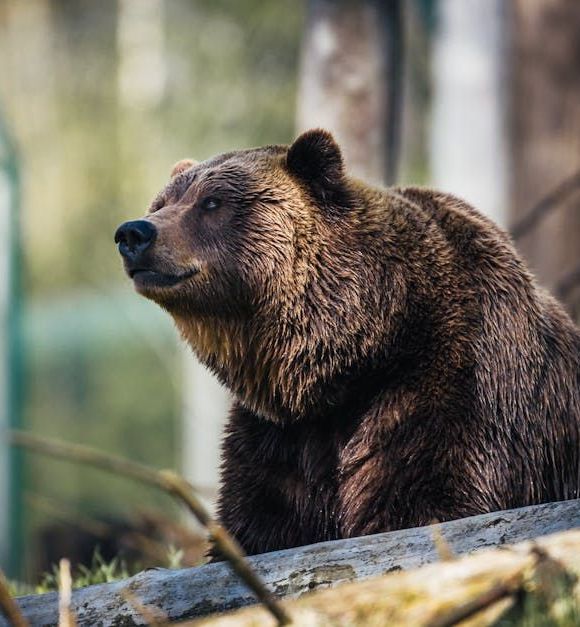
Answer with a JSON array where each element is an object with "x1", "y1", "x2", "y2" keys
[{"x1": 116, "y1": 129, "x2": 580, "y2": 557}]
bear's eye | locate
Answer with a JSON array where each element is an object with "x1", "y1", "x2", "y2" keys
[
  {"x1": 149, "y1": 196, "x2": 166, "y2": 214},
  {"x1": 200, "y1": 196, "x2": 221, "y2": 212}
]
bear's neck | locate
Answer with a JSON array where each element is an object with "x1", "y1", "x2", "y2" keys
[
  {"x1": 174, "y1": 254, "x2": 406, "y2": 423},
  {"x1": 174, "y1": 315, "x2": 342, "y2": 422}
]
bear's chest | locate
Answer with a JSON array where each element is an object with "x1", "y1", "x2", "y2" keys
[{"x1": 254, "y1": 414, "x2": 362, "y2": 545}]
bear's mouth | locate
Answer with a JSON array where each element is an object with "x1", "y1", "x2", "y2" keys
[{"x1": 129, "y1": 267, "x2": 199, "y2": 288}]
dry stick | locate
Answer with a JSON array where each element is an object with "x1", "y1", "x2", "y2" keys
[
  {"x1": 430, "y1": 523, "x2": 455, "y2": 562},
  {"x1": 10, "y1": 431, "x2": 291, "y2": 626},
  {"x1": 25, "y1": 493, "x2": 112, "y2": 539},
  {"x1": 0, "y1": 570, "x2": 29, "y2": 627},
  {"x1": 27, "y1": 493, "x2": 200, "y2": 565},
  {"x1": 58, "y1": 559, "x2": 76, "y2": 627},
  {"x1": 510, "y1": 170, "x2": 580, "y2": 240},
  {"x1": 556, "y1": 262, "x2": 580, "y2": 300},
  {"x1": 428, "y1": 544, "x2": 567, "y2": 627},
  {"x1": 427, "y1": 576, "x2": 521, "y2": 627},
  {"x1": 157, "y1": 469, "x2": 294, "y2": 625},
  {"x1": 556, "y1": 262, "x2": 580, "y2": 321}
]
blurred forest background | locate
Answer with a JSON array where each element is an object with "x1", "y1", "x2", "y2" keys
[{"x1": 0, "y1": 0, "x2": 578, "y2": 585}]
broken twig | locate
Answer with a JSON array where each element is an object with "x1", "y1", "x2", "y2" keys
[
  {"x1": 0, "y1": 570, "x2": 28, "y2": 627},
  {"x1": 510, "y1": 170, "x2": 580, "y2": 240},
  {"x1": 10, "y1": 430, "x2": 291, "y2": 626},
  {"x1": 58, "y1": 559, "x2": 76, "y2": 627}
]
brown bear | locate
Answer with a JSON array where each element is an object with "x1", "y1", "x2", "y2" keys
[{"x1": 115, "y1": 129, "x2": 580, "y2": 557}]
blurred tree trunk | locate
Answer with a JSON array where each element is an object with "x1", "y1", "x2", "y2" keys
[
  {"x1": 430, "y1": 0, "x2": 508, "y2": 227},
  {"x1": 509, "y1": 0, "x2": 580, "y2": 318},
  {"x1": 296, "y1": 0, "x2": 403, "y2": 185}
]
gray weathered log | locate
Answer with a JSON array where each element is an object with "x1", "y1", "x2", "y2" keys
[
  {"x1": 192, "y1": 528, "x2": 580, "y2": 626},
  {"x1": 7, "y1": 499, "x2": 580, "y2": 626}
]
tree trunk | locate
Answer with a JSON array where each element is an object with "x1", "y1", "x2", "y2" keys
[
  {"x1": 296, "y1": 0, "x2": 403, "y2": 185},
  {"x1": 430, "y1": 0, "x2": 508, "y2": 227},
  {"x1": 509, "y1": 0, "x2": 580, "y2": 319}
]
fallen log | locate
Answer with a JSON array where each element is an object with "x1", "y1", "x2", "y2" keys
[
  {"x1": 190, "y1": 528, "x2": 580, "y2": 626},
  {"x1": 6, "y1": 499, "x2": 580, "y2": 626}
]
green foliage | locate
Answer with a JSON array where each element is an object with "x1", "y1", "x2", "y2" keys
[
  {"x1": 24, "y1": 327, "x2": 182, "y2": 577},
  {"x1": 165, "y1": 544, "x2": 184, "y2": 570},
  {"x1": 7, "y1": 578, "x2": 36, "y2": 599},
  {"x1": 9, "y1": 542, "x2": 188, "y2": 598},
  {"x1": 34, "y1": 549, "x2": 133, "y2": 594},
  {"x1": 496, "y1": 570, "x2": 580, "y2": 627}
]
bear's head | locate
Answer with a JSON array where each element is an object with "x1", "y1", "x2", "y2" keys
[
  {"x1": 115, "y1": 130, "x2": 348, "y2": 312},
  {"x1": 115, "y1": 130, "x2": 402, "y2": 420}
]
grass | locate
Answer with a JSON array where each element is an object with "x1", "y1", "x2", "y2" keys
[{"x1": 8, "y1": 549, "x2": 136, "y2": 597}]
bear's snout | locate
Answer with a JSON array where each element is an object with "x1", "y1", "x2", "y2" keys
[{"x1": 115, "y1": 220, "x2": 157, "y2": 261}]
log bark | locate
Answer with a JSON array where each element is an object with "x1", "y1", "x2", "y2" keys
[
  {"x1": 5, "y1": 499, "x2": 580, "y2": 626},
  {"x1": 191, "y1": 527, "x2": 580, "y2": 626}
]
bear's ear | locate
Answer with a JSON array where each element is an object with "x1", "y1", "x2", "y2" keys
[
  {"x1": 286, "y1": 129, "x2": 346, "y2": 201},
  {"x1": 170, "y1": 159, "x2": 198, "y2": 178}
]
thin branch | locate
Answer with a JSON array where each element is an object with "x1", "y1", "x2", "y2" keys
[
  {"x1": 0, "y1": 570, "x2": 28, "y2": 627},
  {"x1": 25, "y1": 493, "x2": 112, "y2": 539},
  {"x1": 510, "y1": 170, "x2": 580, "y2": 240},
  {"x1": 26, "y1": 493, "x2": 190, "y2": 565},
  {"x1": 430, "y1": 522, "x2": 455, "y2": 562},
  {"x1": 158, "y1": 470, "x2": 291, "y2": 625},
  {"x1": 556, "y1": 262, "x2": 580, "y2": 300},
  {"x1": 427, "y1": 582, "x2": 518, "y2": 627},
  {"x1": 11, "y1": 431, "x2": 165, "y2": 487},
  {"x1": 428, "y1": 542, "x2": 576, "y2": 627},
  {"x1": 10, "y1": 430, "x2": 291, "y2": 626}
]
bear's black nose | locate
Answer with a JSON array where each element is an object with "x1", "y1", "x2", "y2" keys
[{"x1": 115, "y1": 220, "x2": 157, "y2": 259}]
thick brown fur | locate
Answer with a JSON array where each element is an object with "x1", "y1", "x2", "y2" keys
[{"x1": 116, "y1": 129, "x2": 580, "y2": 557}]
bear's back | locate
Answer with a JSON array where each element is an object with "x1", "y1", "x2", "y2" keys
[{"x1": 396, "y1": 186, "x2": 580, "y2": 505}]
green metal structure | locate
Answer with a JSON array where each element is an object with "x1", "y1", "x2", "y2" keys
[{"x1": 0, "y1": 109, "x2": 23, "y2": 578}]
